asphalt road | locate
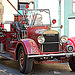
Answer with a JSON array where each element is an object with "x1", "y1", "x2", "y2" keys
[{"x1": 0, "y1": 56, "x2": 75, "y2": 75}]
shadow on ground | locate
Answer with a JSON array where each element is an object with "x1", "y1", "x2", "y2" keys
[{"x1": 0, "y1": 57, "x2": 75, "y2": 75}]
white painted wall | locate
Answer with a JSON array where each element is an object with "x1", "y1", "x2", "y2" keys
[
  {"x1": 2, "y1": 0, "x2": 18, "y2": 22},
  {"x1": 61, "y1": 0, "x2": 64, "y2": 36},
  {"x1": 69, "y1": 19, "x2": 75, "y2": 37},
  {"x1": 2, "y1": 0, "x2": 34, "y2": 23},
  {"x1": 38, "y1": 0, "x2": 59, "y2": 31}
]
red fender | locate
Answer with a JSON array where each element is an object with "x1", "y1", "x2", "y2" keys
[
  {"x1": 16, "y1": 38, "x2": 41, "y2": 55},
  {"x1": 68, "y1": 37, "x2": 75, "y2": 52}
]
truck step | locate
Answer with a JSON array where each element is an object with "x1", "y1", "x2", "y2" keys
[{"x1": 0, "y1": 52, "x2": 14, "y2": 60}]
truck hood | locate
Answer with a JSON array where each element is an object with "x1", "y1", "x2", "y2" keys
[{"x1": 27, "y1": 26, "x2": 49, "y2": 37}]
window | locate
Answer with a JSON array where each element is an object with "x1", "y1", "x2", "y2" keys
[
  {"x1": 18, "y1": 2, "x2": 29, "y2": 10},
  {"x1": 73, "y1": 0, "x2": 75, "y2": 13}
]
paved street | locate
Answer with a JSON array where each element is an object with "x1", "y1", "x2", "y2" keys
[{"x1": 0, "y1": 56, "x2": 75, "y2": 75}]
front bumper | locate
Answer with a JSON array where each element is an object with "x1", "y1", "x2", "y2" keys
[{"x1": 28, "y1": 53, "x2": 75, "y2": 58}]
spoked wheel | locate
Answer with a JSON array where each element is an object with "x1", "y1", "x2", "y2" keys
[
  {"x1": 69, "y1": 57, "x2": 75, "y2": 71},
  {"x1": 18, "y1": 46, "x2": 33, "y2": 74}
]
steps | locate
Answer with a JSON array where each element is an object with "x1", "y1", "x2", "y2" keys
[{"x1": 0, "y1": 52, "x2": 14, "y2": 60}]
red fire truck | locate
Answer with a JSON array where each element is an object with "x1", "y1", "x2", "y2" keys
[{"x1": 0, "y1": 0, "x2": 75, "y2": 74}]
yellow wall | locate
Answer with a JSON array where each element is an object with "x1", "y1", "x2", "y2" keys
[{"x1": 0, "y1": 2, "x2": 3, "y2": 23}]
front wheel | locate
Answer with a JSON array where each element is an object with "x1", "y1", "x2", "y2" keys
[
  {"x1": 69, "y1": 57, "x2": 75, "y2": 71},
  {"x1": 18, "y1": 46, "x2": 33, "y2": 74}
]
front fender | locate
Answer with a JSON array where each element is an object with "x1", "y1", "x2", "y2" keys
[
  {"x1": 68, "y1": 37, "x2": 75, "y2": 52},
  {"x1": 16, "y1": 38, "x2": 41, "y2": 55}
]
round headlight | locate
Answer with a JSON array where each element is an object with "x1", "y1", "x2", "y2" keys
[
  {"x1": 60, "y1": 35, "x2": 68, "y2": 43},
  {"x1": 37, "y1": 36, "x2": 45, "y2": 44}
]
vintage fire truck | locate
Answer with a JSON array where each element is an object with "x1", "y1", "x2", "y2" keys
[{"x1": 0, "y1": 1, "x2": 75, "y2": 74}]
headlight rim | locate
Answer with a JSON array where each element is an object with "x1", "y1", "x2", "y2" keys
[
  {"x1": 60, "y1": 35, "x2": 68, "y2": 43},
  {"x1": 37, "y1": 35, "x2": 45, "y2": 44}
]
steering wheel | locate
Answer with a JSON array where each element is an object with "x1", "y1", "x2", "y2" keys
[
  {"x1": 34, "y1": 14, "x2": 43, "y2": 25},
  {"x1": 36, "y1": 14, "x2": 42, "y2": 20}
]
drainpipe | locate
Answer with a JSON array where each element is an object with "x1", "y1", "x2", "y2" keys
[
  {"x1": 58, "y1": 0, "x2": 61, "y2": 36},
  {"x1": 34, "y1": 0, "x2": 38, "y2": 9}
]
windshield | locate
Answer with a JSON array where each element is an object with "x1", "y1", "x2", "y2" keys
[{"x1": 26, "y1": 9, "x2": 50, "y2": 26}]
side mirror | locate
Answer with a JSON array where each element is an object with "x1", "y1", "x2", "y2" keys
[{"x1": 52, "y1": 19, "x2": 56, "y2": 24}]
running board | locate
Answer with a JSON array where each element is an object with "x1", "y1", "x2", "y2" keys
[
  {"x1": 27, "y1": 53, "x2": 75, "y2": 58},
  {"x1": 0, "y1": 52, "x2": 14, "y2": 60}
]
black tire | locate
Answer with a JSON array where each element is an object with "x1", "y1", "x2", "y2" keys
[
  {"x1": 69, "y1": 57, "x2": 75, "y2": 71},
  {"x1": 18, "y1": 46, "x2": 33, "y2": 74}
]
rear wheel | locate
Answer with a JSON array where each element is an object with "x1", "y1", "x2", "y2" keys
[
  {"x1": 18, "y1": 46, "x2": 33, "y2": 74},
  {"x1": 69, "y1": 57, "x2": 75, "y2": 71}
]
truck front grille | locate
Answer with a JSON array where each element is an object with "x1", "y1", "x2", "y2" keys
[{"x1": 42, "y1": 34, "x2": 59, "y2": 52}]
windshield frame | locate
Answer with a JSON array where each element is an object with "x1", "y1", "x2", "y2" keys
[{"x1": 25, "y1": 9, "x2": 51, "y2": 26}]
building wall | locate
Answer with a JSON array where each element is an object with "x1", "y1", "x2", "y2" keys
[
  {"x1": 2, "y1": 0, "x2": 18, "y2": 22},
  {"x1": 19, "y1": 0, "x2": 34, "y2": 2},
  {"x1": 38, "y1": 0, "x2": 59, "y2": 32},
  {"x1": 64, "y1": 0, "x2": 75, "y2": 37},
  {"x1": 64, "y1": 0, "x2": 72, "y2": 37},
  {"x1": 68, "y1": 0, "x2": 75, "y2": 37},
  {"x1": 1, "y1": 0, "x2": 34, "y2": 23},
  {"x1": 61, "y1": 0, "x2": 64, "y2": 36},
  {"x1": 34, "y1": 0, "x2": 38, "y2": 9},
  {"x1": 0, "y1": 2, "x2": 3, "y2": 23}
]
